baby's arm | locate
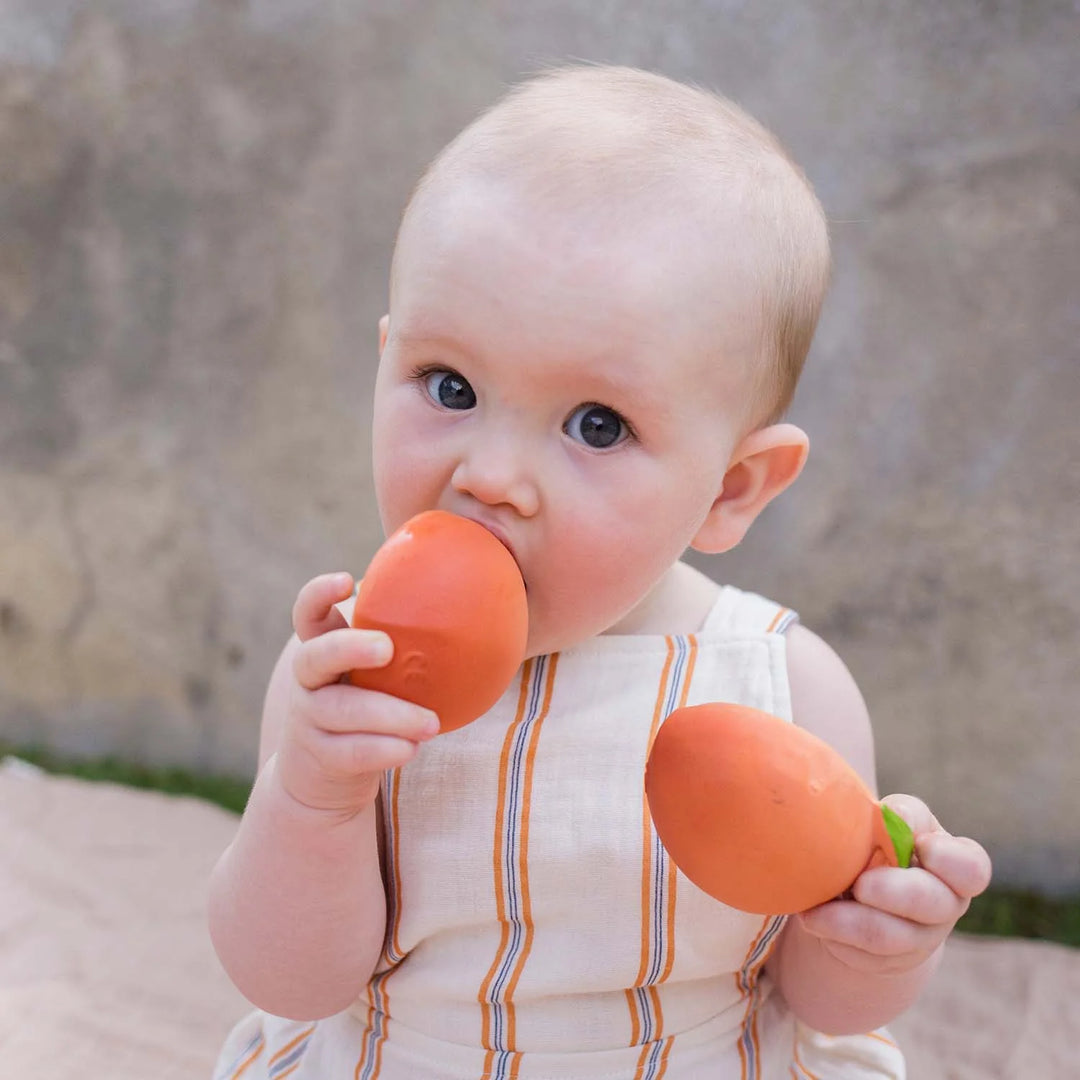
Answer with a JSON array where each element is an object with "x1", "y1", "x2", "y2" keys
[
  {"x1": 207, "y1": 573, "x2": 439, "y2": 1020},
  {"x1": 765, "y1": 626, "x2": 992, "y2": 1035}
]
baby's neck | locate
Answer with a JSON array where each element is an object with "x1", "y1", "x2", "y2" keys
[{"x1": 603, "y1": 560, "x2": 720, "y2": 637}]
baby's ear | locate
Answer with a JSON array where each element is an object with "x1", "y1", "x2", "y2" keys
[
  {"x1": 378, "y1": 314, "x2": 389, "y2": 354},
  {"x1": 691, "y1": 424, "x2": 809, "y2": 555}
]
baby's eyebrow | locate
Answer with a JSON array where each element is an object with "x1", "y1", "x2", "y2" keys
[
  {"x1": 391, "y1": 330, "x2": 480, "y2": 371},
  {"x1": 392, "y1": 329, "x2": 465, "y2": 354},
  {"x1": 566, "y1": 355, "x2": 665, "y2": 406}
]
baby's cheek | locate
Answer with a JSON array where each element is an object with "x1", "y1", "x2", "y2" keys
[{"x1": 544, "y1": 545, "x2": 655, "y2": 640}]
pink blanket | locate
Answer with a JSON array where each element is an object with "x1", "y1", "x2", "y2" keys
[{"x1": 2, "y1": 760, "x2": 1076, "y2": 1079}]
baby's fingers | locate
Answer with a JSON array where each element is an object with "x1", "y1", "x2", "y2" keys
[
  {"x1": 308, "y1": 730, "x2": 426, "y2": 779},
  {"x1": 880, "y1": 792, "x2": 940, "y2": 837},
  {"x1": 916, "y1": 832, "x2": 993, "y2": 901},
  {"x1": 294, "y1": 627, "x2": 393, "y2": 690},
  {"x1": 879, "y1": 793, "x2": 992, "y2": 901},
  {"x1": 851, "y1": 865, "x2": 966, "y2": 928},
  {"x1": 298, "y1": 683, "x2": 439, "y2": 742},
  {"x1": 293, "y1": 572, "x2": 355, "y2": 642},
  {"x1": 798, "y1": 901, "x2": 933, "y2": 970}
]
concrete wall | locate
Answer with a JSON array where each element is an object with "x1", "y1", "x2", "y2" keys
[{"x1": 1, "y1": 2, "x2": 1077, "y2": 892}]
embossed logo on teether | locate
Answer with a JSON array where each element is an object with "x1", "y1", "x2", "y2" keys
[{"x1": 401, "y1": 651, "x2": 428, "y2": 682}]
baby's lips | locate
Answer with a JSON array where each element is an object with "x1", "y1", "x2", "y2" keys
[{"x1": 465, "y1": 517, "x2": 526, "y2": 587}]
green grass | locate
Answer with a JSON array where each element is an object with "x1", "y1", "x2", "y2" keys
[
  {"x1": 957, "y1": 888, "x2": 1080, "y2": 948},
  {"x1": 1, "y1": 741, "x2": 252, "y2": 816},
  {"x1": 4, "y1": 742, "x2": 1078, "y2": 949}
]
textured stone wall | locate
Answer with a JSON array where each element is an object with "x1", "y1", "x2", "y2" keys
[{"x1": 1, "y1": 2, "x2": 1077, "y2": 892}]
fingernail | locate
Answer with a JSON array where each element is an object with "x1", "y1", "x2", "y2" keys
[
  {"x1": 369, "y1": 633, "x2": 393, "y2": 664},
  {"x1": 423, "y1": 712, "x2": 441, "y2": 737}
]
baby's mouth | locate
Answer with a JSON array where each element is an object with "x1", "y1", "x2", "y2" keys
[{"x1": 480, "y1": 525, "x2": 526, "y2": 592}]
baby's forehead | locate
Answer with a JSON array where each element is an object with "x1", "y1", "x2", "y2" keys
[{"x1": 395, "y1": 162, "x2": 771, "y2": 350}]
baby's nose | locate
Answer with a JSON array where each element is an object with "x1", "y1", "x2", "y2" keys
[{"x1": 451, "y1": 443, "x2": 539, "y2": 517}]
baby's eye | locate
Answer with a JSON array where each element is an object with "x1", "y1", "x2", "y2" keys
[
  {"x1": 423, "y1": 369, "x2": 476, "y2": 410},
  {"x1": 564, "y1": 403, "x2": 629, "y2": 449}
]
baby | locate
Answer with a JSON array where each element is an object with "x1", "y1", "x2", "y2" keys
[{"x1": 209, "y1": 65, "x2": 991, "y2": 1079}]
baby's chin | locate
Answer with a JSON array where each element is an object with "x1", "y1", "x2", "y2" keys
[{"x1": 520, "y1": 605, "x2": 626, "y2": 659}]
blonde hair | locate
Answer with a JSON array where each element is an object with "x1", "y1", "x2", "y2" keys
[{"x1": 398, "y1": 65, "x2": 831, "y2": 425}]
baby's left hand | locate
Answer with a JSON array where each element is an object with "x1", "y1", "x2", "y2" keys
[{"x1": 795, "y1": 794, "x2": 993, "y2": 975}]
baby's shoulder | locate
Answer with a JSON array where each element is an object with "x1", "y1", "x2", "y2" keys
[{"x1": 785, "y1": 623, "x2": 877, "y2": 791}]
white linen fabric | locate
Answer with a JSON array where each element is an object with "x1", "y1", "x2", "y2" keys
[{"x1": 215, "y1": 586, "x2": 904, "y2": 1079}]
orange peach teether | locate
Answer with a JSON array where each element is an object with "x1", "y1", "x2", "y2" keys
[
  {"x1": 645, "y1": 703, "x2": 913, "y2": 915},
  {"x1": 349, "y1": 510, "x2": 528, "y2": 733}
]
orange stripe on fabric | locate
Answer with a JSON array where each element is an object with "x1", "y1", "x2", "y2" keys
[
  {"x1": 626, "y1": 637, "x2": 677, "y2": 1044},
  {"x1": 792, "y1": 1038, "x2": 821, "y2": 1080},
  {"x1": 353, "y1": 972, "x2": 391, "y2": 1080},
  {"x1": 632, "y1": 1034, "x2": 675, "y2": 1080},
  {"x1": 228, "y1": 1040, "x2": 265, "y2": 1080},
  {"x1": 737, "y1": 993, "x2": 762, "y2": 1080},
  {"x1": 735, "y1": 915, "x2": 774, "y2": 1080},
  {"x1": 864, "y1": 1030, "x2": 898, "y2": 1048},
  {"x1": 275, "y1": 1063, "x2": 302, "y2": 1080},
  {"x1": 656, "y1": 1035, "x2": 675, "y2": 1078},
  {"x1": 501, "y1": 654, "x2": 558, "y2": 1049},
  {"x1": 478, "y1": 660, "x2": 535, "y2": 1050},
  {"x1": 352, "y1": 993, "x2": 374, "y2": 1079},
  {"x1": 750, "y1": 998, "x2": 763, "y2": 1079},
  {"x1": 736, "y1": 915, "x2": 775, "y2": 993},
  {"x1": 636, "y1": 1045, "x2": 650, "y2": 1078},
  {"x1": 387, "y1": 770, "x2": 404, "y2": 962},
  {"x1": 267, "y1": 1026, "x2": 315, "y2": 1066},
  {"x1": 633, "y1": 1042, "x2": 652, "y2": 1079},
  {"x1": 658, "y1": 853, "x2": 679, "y2": 987},
  {"x1": 658, "y1": 634, "x2": 697, "y2": 986},
  {"x1": 765, "y1": 606, "x2": 790, "y2": 633}
]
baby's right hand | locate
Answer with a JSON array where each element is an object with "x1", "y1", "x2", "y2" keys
[{"x1": 275, "y1": 572, "x2": 440, "y2": 817}]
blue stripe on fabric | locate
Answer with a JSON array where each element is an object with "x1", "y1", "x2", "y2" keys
[
  {"x1": 357, "y1": 974, "x2": 389, "y2": 1080},
  {"x1": 635, "y1": 985, "x2": 652, "y2": 1043},
  {"x1": 494, "y1": 1049, "x2": 514, "y2": 1080},
  {"x1": 662, "y1": 636, "x2": 688, "y2": 718},
  {"x1": 636, "y1": 636, "x2": 691, "y2": 1049},
  {"x1": 643, "y1": 1037, "x2": 667, "y2": 1080},
  {"x1": 739, "y1": 983, "x2": 761, "y2": 1080},
  {"x1": 216, "y1": 1031, "x2": 263, "y2": 1080},
  {"x1": 268, "y1": 1036, "x2": 311, "y2": 1077},
  {"x1": 736, "y1": 916, "x2": 786, "y2": 1079},
  {"x1": 738, "y1": 916, "x2": 786, "y2": 993},
  {"x1": 487, "y1": 656, "x2": 546, "y2": 1053},
  {"x1": 646, "y1": 635, "x2": 686, "y2": 989}
]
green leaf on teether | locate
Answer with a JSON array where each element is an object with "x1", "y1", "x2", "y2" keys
[{"x1": 881, "y1": 804, "x2": 915, "y2": 868}]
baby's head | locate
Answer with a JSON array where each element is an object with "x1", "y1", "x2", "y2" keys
[
  {"x1": 394, "y1": 64, "x2": 829, "y2": 426},
  {"x1": 372, "y1": 65, "x2": 830, "y2": 655}
]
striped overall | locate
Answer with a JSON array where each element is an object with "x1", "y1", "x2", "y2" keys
[{"x1": 215, "y1": 586, "x2": 905, "y2": 1079}]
